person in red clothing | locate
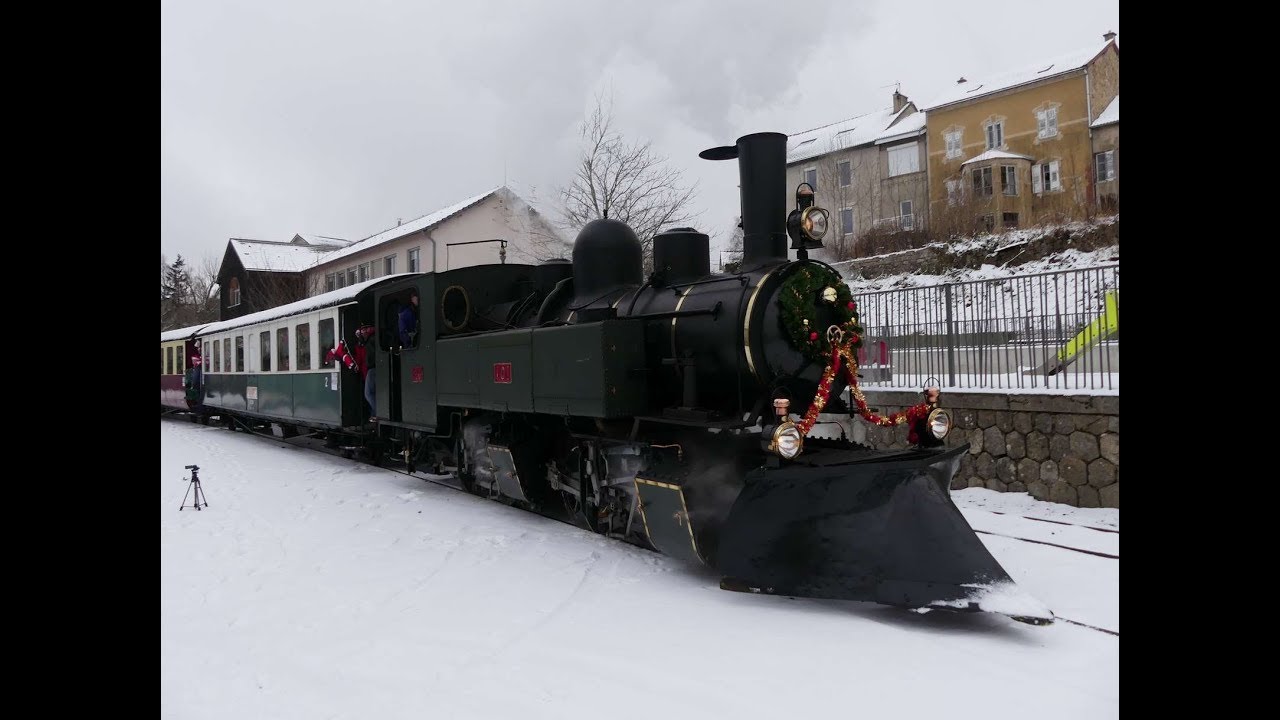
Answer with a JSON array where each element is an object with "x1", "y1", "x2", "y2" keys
[{"x1": 326, "y1": 325, "x2": 377, "y2": 422}]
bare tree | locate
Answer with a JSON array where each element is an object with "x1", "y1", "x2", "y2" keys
[
  {"x1": 721, "y1": 216, "x2": 744, "y2": 273},
  {"x1": 558, "y1": 92, "x2": 700, "y2": 273}
]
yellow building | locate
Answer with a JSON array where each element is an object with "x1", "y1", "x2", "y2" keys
[{"x1": 923, "y1": 35, "x2": 1119, "y2": 233}]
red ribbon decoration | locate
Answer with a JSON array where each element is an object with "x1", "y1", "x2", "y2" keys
[{"x1": 795, "y1": 341, "x2": 934, "y2": 444}]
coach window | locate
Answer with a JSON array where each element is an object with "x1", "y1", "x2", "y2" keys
[
  {"x1": 161, "y1": 348, "x2": 166, "y2": 375},
  {"x1": 166, "y1": 347, "x2": 174, "y2": 375},
  {"x1": 276, "y1": 327, "x2": 290, "y2": 371},
  {"x1": 223, "y1": 338, "x2": 231, "y2": 374},
  {"x1": 296, "y1": 323, "x2": 311, "y2": 370},
  {"x1": 235, "y1": 336, "x2": 245, "y2": 372},
  {"x1": 203, "y1": 342, "x2": 211, "y2": 370},
  {"x1": 213, "y1": 339, "x2": 221, "y2": 372},
  {"x1": 319, "y1": 318, "x2": 335, "y2": 367},
  {"x1": 260, "y1": 331, "x2": 271, "y2": 372}
]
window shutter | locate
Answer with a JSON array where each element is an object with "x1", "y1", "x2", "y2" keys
[
  {"x1": 1050, "y1": 160, "x2": 1060, "y2": 189},
  {"x1": 1032, "y1": 164, "x2": 1042, "y2": 194}
]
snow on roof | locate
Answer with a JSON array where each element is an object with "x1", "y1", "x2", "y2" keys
[
  {"x1": 160, "y1": 323, "x2": 212, "y2": 342},
  {"x1": 961, "y1": 149, "x2": 1035, "y2": 166},
  {"x1": 293, "y1": 234, "x2": 351, "y2": 248},
  {"x1": 923, "y1": 40, "x2": 1115, "y2": 111},
  {"x1": 1091, "y1": 96, "x2": 1119, "y2": 128},
  {"x1": 787, "y1": 107, "x2": 901, "y2": 164},
  {"x1": 197, "y1": 273, "x2": 418, "y2": 336},
  {"x1": 875, "y1": 110, "x2": 927, "y2": 145},
  {"x1": 309, "y1": 187, "x2": 504, "y2": 270},
  {"x1": 230, "y1": 239, "x2": 331, "y2": 273}
]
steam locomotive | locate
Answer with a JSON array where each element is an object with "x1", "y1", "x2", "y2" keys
[{"x1": 161, "y1": 132, "x2": 1052, "y2": 624}]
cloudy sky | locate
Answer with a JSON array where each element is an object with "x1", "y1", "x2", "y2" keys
[{"x1": 161, "y1": 0, "x2": 1119, "y2": 267}]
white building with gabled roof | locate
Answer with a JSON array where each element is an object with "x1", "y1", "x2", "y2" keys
[{"x1": 216, "y1": 186, "x2": 570, "y2": 320}]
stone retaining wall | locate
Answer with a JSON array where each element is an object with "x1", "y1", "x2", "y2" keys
[{"x1": 854, "y1": 389, "x2": 1118, "y2": 508}]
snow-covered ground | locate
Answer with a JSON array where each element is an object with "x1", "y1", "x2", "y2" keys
[{"x1": 161, "y1": 419, "x2": 1119, "y2": 720}]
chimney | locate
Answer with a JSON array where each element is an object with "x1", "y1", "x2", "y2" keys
[
  {"x1": 957, "y1": 77, "x2": 967, "y2": 84},
  {"x1": 1103, "y1": 31, "x2": 1116, "y2": 42},
  {"x1": 397, "y1": 218, "x2": 402, "y2": 226},
  {"x1": 892, "y1": 90, "x2": 909, "y2": 113}
]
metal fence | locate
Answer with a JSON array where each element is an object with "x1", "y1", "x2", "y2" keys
[{"x1": 850, "y1": 264, "x2": 1119, "y2": 392}]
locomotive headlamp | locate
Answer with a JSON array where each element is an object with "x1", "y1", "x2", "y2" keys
[
  {"x1": 800, "y1": 207, "x2": 829, "y2": 239},
  {"x1": 769, "y1": 421, "x2": 805, "y2": 459},
  {"x1": 926, "y1": 408, "x2": 952, "y2": 440},
  {"x1": 788, "y1": 183, "x2": 829, "y2": 251}
]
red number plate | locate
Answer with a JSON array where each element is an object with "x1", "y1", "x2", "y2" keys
[
  {"x1": 411, "y1": 366, "x2": 423, "y2": 383},
  {"x1": 493, "y1": 362, "x2": 512, "y2": 384}
]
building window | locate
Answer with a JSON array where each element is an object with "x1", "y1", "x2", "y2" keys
[
  {"x1": 1095, "y1": 151, "x2": 1116, "y2": 181},
  {"x1": 840, "y1": 208, "x2": 854, "y2": 236},
  {"x1": 1001, "y1": 165, "x2": 1018, "y2": 196},
  {"x1": 899, "y1": 201, "x2": 914, "y2": 230},
  {"x1": 325, "y1": 274, "x2": 336, "y2": 293},
  {"x1": 1003, "y1": 212, "x2": 1020, "y2": 228},
  {"x1": 358, "y1": 263, "x2": 369, "y2": 282},
  {"x1": 972, "y1": 166, "x2": 993, "y2": 196},
  {"x1": 276, "y1": 328, "x2": 290, "y2": 371},
  {"x1": 1033, "y1": 160, "x2": 1062, "y2": 193},
  {"x1": 228, "y1": 277, "x2": 241, "y2": 307},
  {"x1": 260, "y1": 331, "x2": 271, "y2": 372},
  {"x1": 295, "y1": 323, "x2": 311, "y2": 370},
  {"x1": 408, "y1": 248, "x2": 421, "y2": 273},
  {"x1": 346, "y1": 268, "x2": 356, "y2": 286},
  {"x1": 945, "y1": 129, "x2": 963, "y2": 159},
  {"x1": 984, "y1": 120, "x2": 1004, "y2": 150},
  {"x1": 1036, "y1": 106, "x2": 1059, "y2": 139},
  {"x1": 803, "y1": 168, "x2": 817, "y2": 189},
  {"x1": 319, "y1": 318, "x2": 335, "y2": 367},
  {"x1": 887, "y1": 142, "x2": 920, "y2": 177},
  {"x1": 384, "y1": 255, "x2": 396, "y2": 275},
  {"x1": 235, "y1": 336, "x2": 244, "y2": 372},
  {"x1": 838, "y1": 161, "x2": 851, "y2": 187},
  {"x1": 946, "y1": 178, "x2": 962, "y2": 206}
]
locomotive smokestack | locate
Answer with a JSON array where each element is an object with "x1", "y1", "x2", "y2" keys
[{"x1": 700, "y1": 132, "x2": 789, "y2": 269}]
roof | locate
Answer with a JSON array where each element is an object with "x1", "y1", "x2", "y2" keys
[
  {"x1": 161, "y1": 323, "x2": 212, "y2": 342},
  {"x1": 309, "y1": 186, "x2": 505, "y2": 270},
  {"x1": 1092, "y1": 96, "x2": 1119, "y2": 128},
  {"x1": 923, "y1": 39, "x2": 1116, "y2": 111},
  {"x1": 230, "y1": 239, "x2": 331, "y2": 273},
  {"x1": 787, "y1": 107, "x2": 901, "y2": 164},
  {"x1": 961, "y1": 149, "x2": 1035, "y2": 166},
  {"x1": 875, "y1": 110, "x2": 927, "y2": 145},
  {"x1": 197, "y1": 273, "x2": 419, "y2": 336},
  {"x1": 293, "y1": 234, "x2": 351, "y2": 248}
]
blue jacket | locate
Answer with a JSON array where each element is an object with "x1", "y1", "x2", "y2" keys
[{"x1": 398, "y1": 304, "x2": 418, "y2": 347}]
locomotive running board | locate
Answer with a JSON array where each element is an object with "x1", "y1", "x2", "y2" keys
[
  {"x1": 633, "y1": 477, "x2": 706, "y2": 566},
  {"x1": 715, "y1": 444, "x2": 1054, "y2": 623}
]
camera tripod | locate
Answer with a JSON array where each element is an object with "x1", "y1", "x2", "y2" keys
[{"x1": 180, "y1": 464, "x2": 208, "y2": 511}]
